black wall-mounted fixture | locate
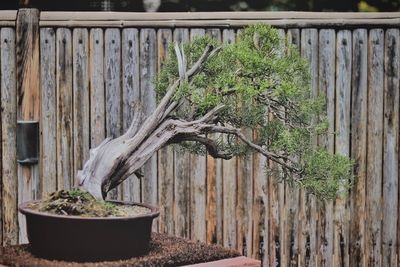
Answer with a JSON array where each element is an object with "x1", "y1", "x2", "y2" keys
[{"x1": 17, "y1": 120, "x2": 39, "y2": 165}]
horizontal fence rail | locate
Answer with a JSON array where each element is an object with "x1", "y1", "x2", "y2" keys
[
  {"x1": 38, "y1": 11, "x2": 400, "y2": 28},
  {"x1": 0, "y1": 10, "x2": 399, "y2": 267}
]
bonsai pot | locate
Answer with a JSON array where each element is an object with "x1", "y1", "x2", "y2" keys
[{"x1": 18, "y1": 200, "x2": 160, "y2": 262}]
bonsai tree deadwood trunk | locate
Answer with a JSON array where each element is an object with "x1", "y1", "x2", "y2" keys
[{"x1": 78, "y1": 25, "x2": 353, "y2": 200}]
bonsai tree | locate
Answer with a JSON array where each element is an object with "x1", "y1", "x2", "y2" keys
[{"x1": 77, "y1": 24, "x2": 353, "y2": 201}]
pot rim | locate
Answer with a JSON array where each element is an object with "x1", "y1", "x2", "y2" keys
[{"x1": 18, "y1": 200, "x2": 160, "y2": 221}]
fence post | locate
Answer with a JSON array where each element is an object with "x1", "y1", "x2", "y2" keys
[{"x1": 16, "y1": 8, "x2": 40, "y2": 243}]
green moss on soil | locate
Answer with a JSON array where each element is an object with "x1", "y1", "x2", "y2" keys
[{"x1": 28, "y1": 189, "x2": 150, "y2": 217}]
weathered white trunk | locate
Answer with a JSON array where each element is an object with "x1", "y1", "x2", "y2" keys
[
  {"x1": 76, "y1": 42, "x2": 299, "y2": 200},
  {"x1": 77, "y1": 44, "x2": 223, "y2": 199}
]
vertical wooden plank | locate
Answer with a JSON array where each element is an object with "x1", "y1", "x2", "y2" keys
[
  {"x1": 121, "y1": 28, "x2": 141, "y2": 203},
  {"x1": 40, "y1": 28, "x2": 57, "y2": 197},
  {"x1": 173, "y1": 28, "x2": 190, "y2": 239},
  {"x1": 334, "y1": 29, "x2": 352, "y2": 267},
  {"x1": 16, "y1": 9, "x2": 40, "y2": 243},
  {"x1": 205, "y1": 28, "x2": 222, "y2": 245},
  {"x1": 72, "y1": 28, "x2": 90, "y2": 187},
  {"x1": 89, "y1": 29, "x2": 105, "y2": 148},
  {"x1": 0, "y1": 28, "x2": 2, "y2": 245},
  {"x1": 105, "y1": 28, "x2": 122, "y2": 200},
  {"x1": 349, "y1": 28, "x2": 368, "y2": 267},
  {"x1": 275, "y1": 29, "x2": 288, "y2": 267},
  {"x1": 299, "y1": 28, "x2": 318, "y2": 267},
  {"x1": 366, "y1": 28, "x2": 384, "y2": 267},
  {"x1": 318, "y1": 28, "x2": 336, "y2": 267},
  {"x1": 222, "y1": 29, "x2": 237, "y2": 250},
  {"x1": 1, "y1": 28, "x2": 17, "y2": 245},
  {"x1": 285, "y1": 28, "x2": 300, "y2": 267},
  {"x1": 189, "y1": 28, "x2": 207, "y2": 242},
  {"x1": 253, "y1": 152, "x2": 267, "y2": 265},
  {"x1": 157, "y1": 28, "x2": 174, "y2": 235},
  {"x1": 237, "y1": 135, "x2": 253, "y2": 256},
  {"x1": 140, "y1": 28, "x2": 157, "y2": 207},
  {"x1": 56, "y1": 28, "x2": 73, "y2": 191},
  {"x1": 382, "y1": 28, "x2": 399, "y2": 267}
]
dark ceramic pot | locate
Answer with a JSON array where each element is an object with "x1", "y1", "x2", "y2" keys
[{"x1": 18, "y1": 200, "x2": 159, "y2": 262}]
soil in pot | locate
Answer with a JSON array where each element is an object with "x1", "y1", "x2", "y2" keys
[{"x1": 27, "y1": 189, "x2": 151, "y2": 217}]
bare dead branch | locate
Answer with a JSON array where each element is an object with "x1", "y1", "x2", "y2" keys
[
  {"x1": 200, "y1": 124, "x2": 300, "y2": 173},
  {"x1": 172, "y1": 135, "x2": 233, "y2": 160}
]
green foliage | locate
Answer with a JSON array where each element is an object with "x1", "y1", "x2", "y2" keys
[
  {"x1": 156, "y1": 24, "x2": 353, "y2": 200},
  {"x1": 299, "y1": 149, "x2": 354, "y2": 199}
]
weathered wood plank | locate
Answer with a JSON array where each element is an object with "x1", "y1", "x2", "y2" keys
[
  {"x1": 157, "y1": 28, "x2": 174, "y2": 235},
  {"x1": 56, "y1": 28, "x2": 73, "y2": 191},
  {"x1": 334, "y1": 29, "x2": 352, "y2": 267},
  {"x1": 234, "y1": 28, "x2": 255, "y2": 258},
  {"x1": 1, "y1": 28, "x2": 18, "y2": 245},
  {"x1": 189, "y1": 28, "x2": 207, "y2": 243},
  {"x1": 40, "y1": 28, "x2": 57, "y2": 196},
  {"x1": 40, "y1": 11, "x2": 400, "y2": 22},
  {"x1": 317, "y1": 29, "x2": 335, "y2": 267},
  {"x1": 205, "y1": 28, "x2": 222, "y2": 245},
  {"x1": 121, "y1": 28, "x2": 141, "y2": 203},
  {"x1": 366, "y1": 28, "x2": 384, "y2": 267},
  {"x1": 299, "y1": 28, "x2": 318, "y2": 267},
  {"x1": 237, "y1": 147, "x2": 253, "y2": 257},
  {"x1": 38, "y1": 18, "x2": 400, "y2": 29},
  {"x1": 104, "y1": 28, "x2": 122, "y2": 200},
  {"x1": 349, "y1": 28, "x2": 368, "y2": 267},
  {"x1": 16, "y1": 9, "x2": 40, "y2": 243},
  {"x1": 0, "y1": 29, "x2": 2, "y2": 245},
  {"x1": 140, "y1": 28, "x2": 158, "y2": 208},
  {"x1": 89, "y1": 29, "x2": 105, "y2": 148},
  {"x1": 275, "y1": 29, "x2": 288, "y2": 267},
  {"x1": 221, "y1": 29, "x2": 237, "y2": 250},
  {"x1": 72, "y1": 28, "x2": 90, "y2": 187},
  {"x1": 285, "y1": 28, "x2": 300, "y2": 267},
  {"x1": 173, "y1": 28, "x2": 191, "y2": 239},
  {"x1": 382, "y1": 28, "x2": 399, "y2": 267}
]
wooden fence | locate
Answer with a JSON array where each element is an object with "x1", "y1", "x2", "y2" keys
[{"x1": 0, "y1": 10, "x2": 399, "y2": 266}]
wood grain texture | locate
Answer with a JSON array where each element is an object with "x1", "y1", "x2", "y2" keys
[
  {"x1": 366, "y1": 28, "x2": 384, "y2": 267},
  {"x1": 40, "y1": 11, "x2": 400, "y2": 21},
  {"x1": 105, "y1": 28, "x2": 122, "y2": 200},
  {"x1": 189, "y1": 28, "x2": 207, "y2": 243},
  {"x1": 89, "y1": 29, "x2": 105, "y2": 148},
  {"x1": 39, "y1": 18, "x2": 400, "y2": 28},
  {"x1": 334, "y1": 29, "x2": 352, "y2": 267},
  {"x1": 349, "y1": 28, "x2": 368, "y2": 267},
  {"x1": 40, "y1": 11, "x2": 400, "y2": 22},
  {"x1": 317, "y1": 29, "x2": 336, "y2": 267},
  {"x1": 40, "y1": 28, "x2": 57, "y2": 196},
  {"x1": 1, "y1": 28, "x2": 17, "y2": 245},
  {"x1": 121, "y1": 28, "x2": 141, "y2": 203},
  {"x1": 205, "y1": 28, "x2": 222, "y2": 245},
  {"x1": 285, "y1": 28, "x2": 301, "y2": 267},
  {"x1": 173, "y1": 28, "x2": 190, "y2": 239},
  {"x1": 16, "y1": 9, "x2": 40, "y2": 244},
  {"x1": 157, "y1": 28, "x2": 174, "y2": 235},
  {"x1": 72, "y1": 28, "x2": 90, "y2": 187},
  {"x1": 56, "y1": 28, "x2": 73, "y2": 191},
  {"x1": 221, "y1": 29, "x2": 237, "y2": 250},
  {"x1": 382, "y1": 28, "x2": 399, "y2": 267},
  {"x1": 237, "y1": 113, "x2": 254, "y2": 258},
  {"x1": 140, "y1": 28, "x2": 157, "y2": 207},
  {"x1": 299, "y1": 28, "x2": 318, "y2": 267}
]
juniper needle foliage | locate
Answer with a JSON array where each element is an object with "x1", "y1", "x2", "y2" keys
[{"x1": 156, "y1": 24, "x2": 353, "y2": 200}]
